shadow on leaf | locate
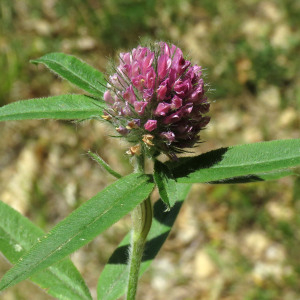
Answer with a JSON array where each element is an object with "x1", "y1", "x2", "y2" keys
[
  {"x1": 168, "y1": 147, "x2": 229, "y2": 178},
  {"x1": 108, "y1": 199, "x2": 183, "y2": 264},
  {"x1": 208, "y1": 174, "x2": 264, "y2": 184}
]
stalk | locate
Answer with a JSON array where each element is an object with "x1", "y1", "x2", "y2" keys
[{"x1": 126, "y1": 154, "x2": 152, "y2": 300}]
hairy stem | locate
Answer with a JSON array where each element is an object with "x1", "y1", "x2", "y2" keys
[{"x1": 126, "y1": 155, "x2": 152, "y2": 300}]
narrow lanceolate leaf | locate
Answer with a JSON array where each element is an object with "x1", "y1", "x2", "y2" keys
[
  {"x1": 0, "y1": 94, "x2": 106, "y2": 121},
  {"x1": 97, "y1": 184, "x2": 191, "y2": 300},
  {"x1": 0, "y1": 173, "x2": 154, "y2": 292},
  {"x1": 167, "y1": 139, "x2": 300, "y2": 183},
  {"x1": 31, "y1": 53, "x2": 106, "y2": 97},
  {"x1": 153, "y1": 160, "x2": 178, "y2": 208},
  {"x1": 88, "y1": 151, "x2": 122, "y2": 179},
  {"x1": 0, "y1": 200, "x2": 92, "y2": 300}
]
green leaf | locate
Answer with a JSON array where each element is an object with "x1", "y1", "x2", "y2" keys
[
  {"x1": 88, "y1": 151, "x2": 122, "y2": 179},
  {"x1": 153, "y1": 160, "x2": 178, "y2": 208},
  {"x1": 0, "y1": 94, "x2": 106, "y2": 121},
  {"x1": 0, "y1": 173, "x2": 154, "y2": 292},
  {"x1": 97, "y1": 184, "x2": 191, "y2": 300},
  {"x1": 0, "y1": 200, "x2": 92, "y2": 300},
  {"x1": 31, "y1": 53, "x2": 106, "y2": 97},
  {"x1": 207, "y1": 169, "x2": 296, "y2": 184},
  {"x1": 168, "y1": 139, "x2": 300, "y2": 183}
]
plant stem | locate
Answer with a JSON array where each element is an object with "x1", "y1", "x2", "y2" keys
[{"x1": 126, "y1": 155, "x2": 152, "y2": 300}]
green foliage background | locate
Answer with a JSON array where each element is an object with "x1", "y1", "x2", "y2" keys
[{"x1": 0, "y1": 0, "x2": 299, "y2": 299}]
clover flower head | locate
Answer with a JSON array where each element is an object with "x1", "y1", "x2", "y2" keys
[{"x1": 103, "y1": 42, "x2": 210, "y2": 158}]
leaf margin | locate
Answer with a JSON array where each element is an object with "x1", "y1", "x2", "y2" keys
[
  {"x1": 0, "y1": 173, "x2": 154, "y2": 292},
  {"x1": 31, "y1": 52, "x2": 106, "y2": 97},
  {"x1": 0, "y1": 200, "x2": 92, "y2": 300}
]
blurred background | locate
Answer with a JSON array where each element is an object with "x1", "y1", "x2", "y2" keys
[{"x1": 0, "y1": 0, "x2": 299, "y2": 299}]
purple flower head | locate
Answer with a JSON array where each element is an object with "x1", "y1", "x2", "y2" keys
[{"x1": 103, "y1": 42, "x2": 210, "y2": 158}]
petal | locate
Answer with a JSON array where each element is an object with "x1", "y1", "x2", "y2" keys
[
  {"x1": 104, "y1": 91, "x2": 114, "y2": 104},
  {"x1": 160, "y1": 131, "x2": 175, "y2": 143},
  {"x1": 123, "y1": 85, "x2": 137, "y2": 104},
  {"x1": 171, "y1": 95, "x2": 182, "y2": 109},
  {"x1": 134, "y1": 101, "x2": 148, "y2": 115},
  {"x1": 157, "y1": 54, "x2": 172, "y2": 80},
  {"x1": 154, "y1": 102, "x2": 171, "y2": 116},
  {"x1": 157, "y1": 79, "x2": 169, "y2": 100},
  {"x1": 144, "y1": 120, "x2": 157, "y2": 131}
]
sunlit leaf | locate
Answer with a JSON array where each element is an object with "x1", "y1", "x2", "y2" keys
[
  {"x1": 0, "y1": 200, "x2": 92, "y2": 300},
  {"x1": 168, "y1": 139, "x2": 300, "y2": 183},
  {"x1": 31, "y1": 53, "x2": 106, "y2": 97},
  {"x1": 0, "y1": 94, "x2": 106, "y2": 121},
  {"x1": 0, "y1": 173, "x2": 154, "y2": 292}
]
